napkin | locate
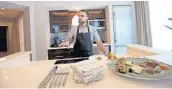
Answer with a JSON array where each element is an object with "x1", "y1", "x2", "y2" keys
[
  {"x1": 70, "y1": 60, "x2": 104, "y2": 84},
  {"x1": 73, "y1": 72, "x2": 103, "y2": 83},
  {"x1": 71, "y1": 59, "x2": 103, "y2": 74}
]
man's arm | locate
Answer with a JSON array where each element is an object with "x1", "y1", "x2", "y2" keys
[
  {"x1": 67, "y1": 26, "x2": 75, "y2": 41},
  {"x1": 92, "y1": 27, "x2": 108, "y2": 55},
  {"x1": 59, "y1": 26, "x2": 76, "y2": 47},
  {"x1": 96, "y1": 40, "x2": 107, "y2": 55}
]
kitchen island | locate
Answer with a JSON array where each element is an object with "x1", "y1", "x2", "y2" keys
[
  {"x1": 0, "y1": 51, "x2": 31, "y2": 68},
  {"x1": 0, "y1": 44, "x2": 172, "y2": 88}
]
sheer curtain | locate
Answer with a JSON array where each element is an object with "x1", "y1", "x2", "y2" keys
[{"x1": 134, "y1": 1, "x2": 152, "y2": 47}]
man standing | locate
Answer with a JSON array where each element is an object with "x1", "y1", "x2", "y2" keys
[{"x1": 59, "y1": 10, "x2": 108, "y2": 57}]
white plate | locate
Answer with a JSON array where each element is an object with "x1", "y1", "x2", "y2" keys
[
  {"x1": 89, "y1": 55, "x2": 108, "y2": 65},
  {"x1": 107, "y1": 58, "x2": 172, "y2": 80}
]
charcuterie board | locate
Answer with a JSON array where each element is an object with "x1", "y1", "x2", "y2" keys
[{"x1": 107, "y1": 58, "x2": 172, "y2": 80}]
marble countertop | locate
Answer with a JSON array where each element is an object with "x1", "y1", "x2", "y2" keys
[
  {"x1": 126, "y1": 44, "x2": 172, "y2": 66},
  {"x1": 1, "y1": 44, "x2": 172, "y2": 88},
  {"x1": 0, "y1": 59, "x2": 172, "y2": 88},
  {"x1": 126, "y1": 44, "x2": 171, "y2": 55},
  {"x1": 0, "y1": 51, "x2": 31, "y2": 65}
]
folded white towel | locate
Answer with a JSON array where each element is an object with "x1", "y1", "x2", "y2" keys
[
  {"x1": 70, "y1": 60, "x2": 104, "y2": 84},
  {"x1": 70, "y1": 64, "x2": 104, "y2": 84},
  {"x1": 71, "y1": 60, "x2": 103, "y2": 75},
  {"x1": 73, "y1": 72, "x2": 103, "y2": 83}
]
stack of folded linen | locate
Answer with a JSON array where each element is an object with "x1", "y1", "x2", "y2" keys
[{"x1": 70, "y1": 60, "x2": 104, "y2": 84}]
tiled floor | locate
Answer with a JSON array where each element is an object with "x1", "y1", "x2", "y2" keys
[{"x1": 0, "y1": 52, "x2": 8, "y2": 58}]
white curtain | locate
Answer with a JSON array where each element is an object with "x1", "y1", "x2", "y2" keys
[{"x1": 134, "y1": 1, "x2": 152, "y2": 47}]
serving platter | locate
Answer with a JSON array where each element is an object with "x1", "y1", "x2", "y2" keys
[{"x1": 107, "y1": 58, "x2": 172, "y2": 80}]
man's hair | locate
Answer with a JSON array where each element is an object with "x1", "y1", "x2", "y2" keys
[{"x1": 79, "y1": 10, "x2": 89, "y2": 17}]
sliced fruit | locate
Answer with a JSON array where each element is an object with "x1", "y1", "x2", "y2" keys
[{"x1": 160, "y1": 65, "x2": 168, "y2": 70}]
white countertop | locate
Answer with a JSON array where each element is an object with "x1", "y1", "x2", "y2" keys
[
  {"x1": 1, "y1": 44, "x2": 172, "y2": 88},
  {"x1": 126, "y1": 44, "x2": 170, "y2": 55},
  {"x1": 145, "y1": 53, "x2": 172, "y2": 66},
  {"x1": 0, "y1": 51, "x2": 32, "y2": 64},
  {"x1": 126, "y1": 44, "x2": 172, "y2": 66},
  {"x1": 48, "y1": 43, "x2": 111, "y2": 50},
  {"x1": 0, "y1": 59, "x2": 172, "y2": 88}
]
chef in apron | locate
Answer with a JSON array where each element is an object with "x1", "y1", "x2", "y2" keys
[{"x1": 59, "y1": 10, "x2": 108, "y2": 57}]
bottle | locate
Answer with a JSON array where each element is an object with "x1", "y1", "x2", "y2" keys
[{"x1": 108, "y1": 50, "x2": 115, "y2": 60}]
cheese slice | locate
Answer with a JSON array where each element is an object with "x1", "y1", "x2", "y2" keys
[
  {"x1": 125, "y1": 61, "x2": 133, "y2": 66},
  {"x1": 132, "y1": 65, "x2": 144, "y2": 74}
]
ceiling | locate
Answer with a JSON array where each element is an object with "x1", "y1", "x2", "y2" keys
[{"x1": 0, "y1": 1, "x2": 27, "y2": 19}]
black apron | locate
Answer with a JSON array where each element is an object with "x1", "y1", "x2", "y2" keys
[{"x1": 72, "y1": 25, "x2": 93, "y2": 57}]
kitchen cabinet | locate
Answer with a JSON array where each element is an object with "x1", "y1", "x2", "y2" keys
[
  {"x1": 49, "y1": 10, "x2": 70, "y2": 33},
  {"x1": 87, "y1": 9, "x2": 105, "y2": 20}
]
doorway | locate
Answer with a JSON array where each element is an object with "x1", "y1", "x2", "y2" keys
[
  {"x1": 0, "y1": 22, "x2": 12, "y2": 58},
  {"x1": 0, "y1": 26, "x2": 8, "y2": 52}
]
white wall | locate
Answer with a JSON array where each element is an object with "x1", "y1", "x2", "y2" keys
[
  {"x1": 149, "y1": 1, "x2": 172, "y2": 51},
  {"x1": 22, "y1": 8, "x2": 31, "y2": 51},
  {"x1": 16, "y1": 10, "x2": 29, "y2": 52},
  {"x1": 9, "y1": 1, "x2": 134, "y2": 60},
  {"x1": 12, "y1": 19, "x2": 20, "y2": 53}
]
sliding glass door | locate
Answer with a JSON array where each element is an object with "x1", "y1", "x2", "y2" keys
[{"x1": 112, "y1": 5, "x2": 134, "y2": 54}]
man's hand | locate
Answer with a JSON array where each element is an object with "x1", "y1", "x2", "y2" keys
[
  {"x1": 103, "y1": 51, "x2": 109, "y2": 57},
  {"x1": 59, "y1": 41, "x2": 69, "y2": 47},
  {"x1": 106, "y1": 53, "x2": 109, "y2": 58},
  {"x1": 104, "y1": 53, "x2": 109, "y2": 60}
]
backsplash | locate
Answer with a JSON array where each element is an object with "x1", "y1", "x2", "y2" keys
[{"x1": 50, "y1": 32, "x2": 67, "y2": 45}]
